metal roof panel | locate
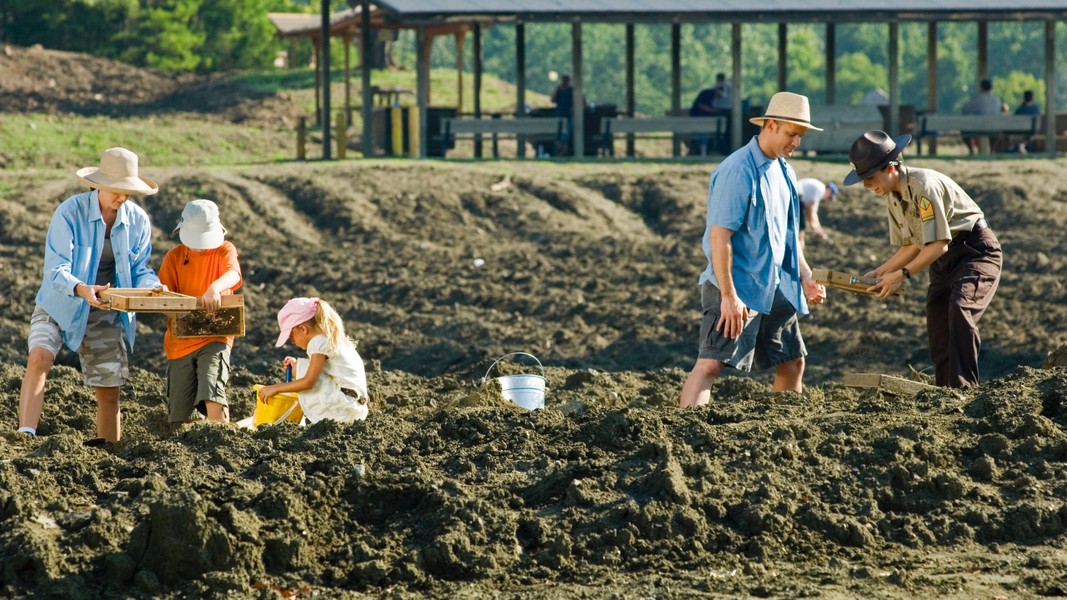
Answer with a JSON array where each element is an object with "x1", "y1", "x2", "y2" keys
[{"x1": 371, "y1": 0, "x2": 1067, "y2": 19}]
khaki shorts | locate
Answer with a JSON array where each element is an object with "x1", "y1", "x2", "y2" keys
[
  {"x1": 166, "y1": 342, "x2": 231, "y2": 422},
  {"x1": 29, "y1": 305, "x2": 128, "y2": 388},
  {"x1": 696, "y1": 282, "x2": 806, "y2": 371}
]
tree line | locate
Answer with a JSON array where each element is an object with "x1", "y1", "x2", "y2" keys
[{"x1": 2, "y1": 2, "x2": 1062, "y2": 116}]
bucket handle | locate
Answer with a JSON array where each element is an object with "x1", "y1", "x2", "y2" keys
[
  {"x1": 482, "y1": 352, "x2": 545, "y2": 384},
  {"x1": 272, "y1": 399, "x2": 300, "y2": 426}
]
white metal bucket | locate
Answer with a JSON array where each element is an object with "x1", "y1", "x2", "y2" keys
[{"x1": 483, "y1": 352, "x2": 546, "y2": 410}]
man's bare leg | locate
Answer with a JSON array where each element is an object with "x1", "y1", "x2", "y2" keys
[
  {"x1": 679, "y1": 358, "x2": 726, "y2": 408},
  {"x1": 772, "y1": 357, "x2": 805, "y2": 393}
]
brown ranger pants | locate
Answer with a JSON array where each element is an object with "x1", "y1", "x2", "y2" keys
[{"x1": 926, "y1": 223, "x2": 1002, "y2": 388}]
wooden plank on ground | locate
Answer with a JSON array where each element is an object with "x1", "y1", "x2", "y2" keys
[
  {"x1": 843, "y1": 372, "x2": 936, "y2": 395},
  {"x1": 99, "y1": 288, "x2": 197, "y2": 312},
  {"x1": 811, "y1": 268, "x2": 902, "y2": 297}
]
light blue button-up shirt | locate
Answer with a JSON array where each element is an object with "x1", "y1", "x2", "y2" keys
[
  {"x1": 699, "y1": 136, "x2": 808, "y2": 316},
  {"x1": 36, "y1": 190, "x2": 160, "y2": 352}
]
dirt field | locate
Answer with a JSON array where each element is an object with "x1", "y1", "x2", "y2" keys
[{"x1": 2, "y1": 46, "x2": 1067, "y2": 599}]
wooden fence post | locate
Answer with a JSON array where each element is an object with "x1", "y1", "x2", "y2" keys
[
  {"x1": 296, "y1": 116, "x2": 307, "y2": 161},
  {"x1": 336, "y1": 111, "x2": 347, "y2": 159}
]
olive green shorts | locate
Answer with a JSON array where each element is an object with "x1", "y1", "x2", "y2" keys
[{"x1": 166, "y1": 342, "x2": 231, "y2": 422}]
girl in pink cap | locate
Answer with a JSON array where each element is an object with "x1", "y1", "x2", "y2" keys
[{"x1": 256, "y1": 297, "x2": 368, "y2": 423}]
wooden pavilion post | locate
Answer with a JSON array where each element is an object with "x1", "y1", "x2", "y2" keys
[
  {"x1": 1045, "y1": 18, "x2": 1057, "y2": 156},
  {"x1": 888, "y1": 21, "x2": 900, "y2": 136},
  {"x1": 572, "y1": 20, "x2": 584, "y2": 158},
  {"x1": 670, "y1": 21, "x2": 681, "y2": 157},
  {"x1": 625, "y1": 23, "x2": 635, "y2": 157},
  {"x1": 313, "y1": 37, "x2": 322, "y2": 127},
  {"x1": 977, "y1": 21, "x2": 988, "y2": 81},
  {"x1": 474, "y1": 23, "x2": 483, "y2": 157},
  {"x1": 360, "y1": 1, "x2": 373, "y2": 157},
  {"x1": 826, "y1": 23, "x2": 836, "y2": 104},
  {"x1": 777, "y1": 23, "x2": 788, "y2": 91},
  {"x1": 416, "y1": 25, "x2": 430, "y2": 158},
  {"x1": 730, "y1": 23, "x2": 742, "y2": 151},
  {"x1": 926, "y1": 21, "x2": 938, "y2": 154},
  {"x1": 320, "y1": 0, "x2": 331, "y2": 160},
  {"x1": 344, "y1": 35, "x2": 352, "y2": 127},
  {"x1": 516, "y1": 21, "x2": 526, "y2": 157},
  {"x1": 455, "y1": 31, "x2": 465, "y2": 115}
]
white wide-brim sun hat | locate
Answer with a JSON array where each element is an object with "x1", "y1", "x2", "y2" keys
[
  {"x1": 173, "y1": 199, "x2": 227, "y2": 250},
  {"x1": 76, "y1": 147, "x2": 158, "y2": 196}
]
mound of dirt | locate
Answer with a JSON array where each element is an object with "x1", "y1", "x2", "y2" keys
[
  {"x1": 1, "y1": 130, "x2": 1066, "y2": 596},
  {"x1": 0, "y1": 44, "x2": 301, "y2": 126}
]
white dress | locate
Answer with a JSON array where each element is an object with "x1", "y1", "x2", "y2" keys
[{"x1": 294, "y1": 334, "x2": 369, "y2": 423}]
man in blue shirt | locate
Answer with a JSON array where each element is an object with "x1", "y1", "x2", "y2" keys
[
  {"x1": 680, "y1": 92, "x2": 827, "y2": 408},
  {"x1": 18, "y1": 147, "x2": 161, "y2": 442}
]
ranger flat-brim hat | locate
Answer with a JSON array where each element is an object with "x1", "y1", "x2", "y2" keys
[
  {"x1": 76, "y1": 147, "x2": 158, "y2": 196},
  {"x1": 749, "y1": 91, "x2": 824, "y2": 132},
  {"x1": 843, "y1": 130, "x2": 913, "y2": 185}
]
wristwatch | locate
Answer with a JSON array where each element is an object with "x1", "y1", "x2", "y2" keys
[{"x1": 901, "y1": 267, "x2": 911, "y2": 280}]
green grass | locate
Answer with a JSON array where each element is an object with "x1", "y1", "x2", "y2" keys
[
  {"x1": 0, "y1": 113, "x2": 295, "y2": 170},
  {"x1": 0, "y1": 67, "x2": 549, "y2": 170}
]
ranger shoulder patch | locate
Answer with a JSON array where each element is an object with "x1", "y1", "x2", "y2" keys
[{"x1": 919, "y1": 196, "x2": 935, "y2": 222}]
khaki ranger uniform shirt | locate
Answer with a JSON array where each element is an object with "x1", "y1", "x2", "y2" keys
[{"x1": 885, "y1": 165, "x2": 985, "y2": 247}]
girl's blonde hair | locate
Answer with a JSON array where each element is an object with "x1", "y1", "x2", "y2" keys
[{"x1": 305, "y1": 299, "x2": 354, "y2": 353}]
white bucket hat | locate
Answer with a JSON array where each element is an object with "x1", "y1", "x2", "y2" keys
[
  {"x1": 749, "y1": 91, "x2": 824, "y2": 132},
  {"x1": 76, "y1": 147, "x2": 158, "y2": 196},
  {"x1": 173, "y1": 199, "x2": 227, "y2": 250}
]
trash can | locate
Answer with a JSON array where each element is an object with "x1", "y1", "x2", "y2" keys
[{"x1": 426, "y1": 107, "x2": 457, "y2": 157}]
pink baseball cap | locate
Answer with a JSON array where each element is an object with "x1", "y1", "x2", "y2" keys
[{"x1": 275, "y1": 297, "x2": 319, "y2": 347}]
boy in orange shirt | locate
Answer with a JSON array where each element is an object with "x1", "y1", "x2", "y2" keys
[{"x1": 158, "y1": 199, "x2": 242, "y2": 423}]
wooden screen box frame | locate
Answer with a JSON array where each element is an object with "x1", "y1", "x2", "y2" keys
[
  {"x1": 99, "y1": 288, "x2": 197, "y2": 312},
  {"x1": 170, "y1": 295, "x2": 245, "y2": 339},
  {"x1": 811, "y1": 268, "x2": 903, "y2": 297}
]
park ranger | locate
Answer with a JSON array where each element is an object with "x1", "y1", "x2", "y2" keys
[{"x1": 844, "y1": 130, "x2": 1002, "y2": 388}]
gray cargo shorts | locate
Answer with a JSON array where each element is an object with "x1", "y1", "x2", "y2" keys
[
  {"x1": 29, "y1": 305, "x2": 129, "y2": 388},
  {"x1": 696, "y1": 282, "x2": 806, "y2": 371}
]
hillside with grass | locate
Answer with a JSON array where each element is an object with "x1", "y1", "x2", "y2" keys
[{"x1": 0, "y1": 43, "x2": 546, "y2": 169}]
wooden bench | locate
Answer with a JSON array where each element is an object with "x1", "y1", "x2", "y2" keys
[
  {"x1": 600, "y1": 116, "x2": 726, "y2": 156},
  {"x1": 803, "y1": 105, "x2": 883, "y2": 154},
  {"x1": 917, "y1": 114, "x2": 1039, "y2": 155},
  {"x1": 440, "y1": 117, "x2": 565, "y2": 157}
]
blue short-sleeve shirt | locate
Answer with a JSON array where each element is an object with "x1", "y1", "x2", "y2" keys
[{"x1": 699, "y1": 136, "x2": 808, "y2": 316}]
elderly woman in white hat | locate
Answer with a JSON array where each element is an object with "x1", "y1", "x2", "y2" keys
[
  {"x1": 680, "y1": 92, "x2": 827, "y2": 408},
  {"x1": 17, "y1": 147, "x2": 162, "y2": 443}
]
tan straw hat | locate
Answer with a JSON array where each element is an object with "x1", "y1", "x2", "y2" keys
[
  {"x1": 76, "y1": 147, "x2": 158, "y2": 196},
  {"x1": 749, "y1": 91, "x2": 824, "y2": 132}
]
